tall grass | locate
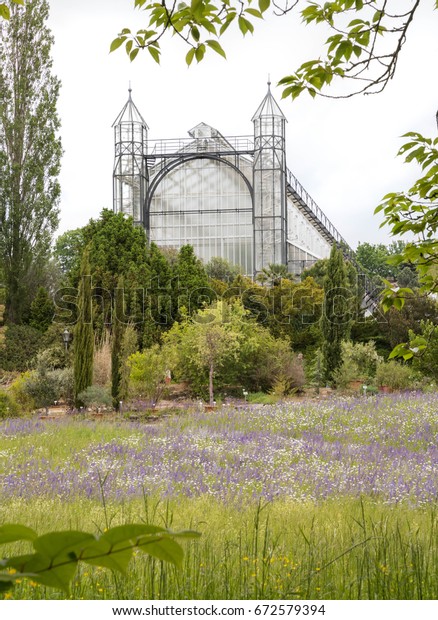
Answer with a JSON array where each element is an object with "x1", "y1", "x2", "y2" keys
[{"x1": 1, "y1": 496, "x2": 437, "y2": 600}]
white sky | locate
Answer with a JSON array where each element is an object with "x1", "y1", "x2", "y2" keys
[{"x1": 47, "y1": 0, "x2": 438, "y2": 250}]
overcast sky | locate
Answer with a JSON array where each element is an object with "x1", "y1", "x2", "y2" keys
[{"x1": 47, "y1": 0, "x2": 438, "y2": 250}]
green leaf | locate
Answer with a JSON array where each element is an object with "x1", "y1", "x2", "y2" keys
[
  {"x1": 0, "y1": 4, "x2": 10, "y2": 20},
  {"x1": 148, "y1": 45, "x2": 160, "y2": 64},
  {"x1": 33, "y1": 531, "x2": 96, "y2": 560},
  {"x1": 5, "y1": 553, "x2": 76, "y2": 594},
  {"x1": 195, "y1": 43, "x2": 205, "y2": 62},
  {"x1": 199, "y1": 18, "x2": 217, "y2": 35},
  {"x1": 79, "y1": 525, "x2": 165, "y2": 574},
  {"x1": 191, "y1": 0, "x2": 204, "y2": 20},
  {"x1": 205, "y1": 39, "x2": 226, "y2": 59},
  {"x1": 258, "y1": 0, "x2": 270, "y2": 13},
  {"x1": 186, "y1": 47, "x2": 196, "y2": 66},
  {"x1": 101, "y1": 524, "x2": 167, "y2": 542},
  {"x1": 0, "y1": 524, "x2": 37, "y2": 545},
  {"x1": 190, "y1": 25, "x2": 200, "y2": 42},
  {"x1": 219, "y1": 12, "x2": 236, "y2": 35},
  {"x1": 110, "y1": 37, "x2": 126, "y2": 53},
  {"x1": 0, "y1": 523, "x2": 200, "y2": 593},
  {"x1": 388, "y1": 344, "x2": 412, "y2": 360},
  {"x1": 130, "y1": 48, "x2": 140, "y2": 62},
  {"x1": 238, "y1": 16, "x2": 254, "y2": 35},
  {"x1": 137, "y1": 536, "x2": 184, "y2": 568},
  {"x1": 245, "y1": 8, "x2": 262, "y2": 18},
  {"x1": 80, "y1": 539, "x2": 133, "y2": 574}
]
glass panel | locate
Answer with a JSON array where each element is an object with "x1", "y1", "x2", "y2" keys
[
  {"x1": 150, "y1": 158, "x2": 253, "y2": 274},
  {"x1": 286, "y1": 196, "x2": 331, "y2": 260}
]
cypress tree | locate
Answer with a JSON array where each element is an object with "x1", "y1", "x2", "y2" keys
[
  {"x1": 111, "y1": 276, "x2": 125, "y2": 410},
  {"x1": 321, "y1": 244, "x2": 351, "y2": 384},
  {"x1": 29, "y1": 286, "x2": 54, "y2": 332},
  {"x1": 73, "y1": 247, "x2": 94, "y2": 406}
]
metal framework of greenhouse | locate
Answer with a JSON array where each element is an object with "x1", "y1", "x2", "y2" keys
[{"x1": 112, "y1": 85, "x2": 372, "y2": 303}]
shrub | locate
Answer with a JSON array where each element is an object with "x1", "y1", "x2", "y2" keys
[
  {"x1": 375, "y1": 361, "x2": 412, "y2": 390},
  {"x1": 341, "y1": 341, "x2": 382, "y2": 377},
  {"x1": 0, "y1": 324, "x2": 42, "y2": 371},
  {"x1": 19, "y1": 351, "x2": 73, "y2": 412},
  {"x1": 0, "y1": 391, "x2": 19, "y2": 418},
  {"x1": 55, "y1": 367, "x2": 74, "y2": 406},
  {"x1": 128, "y1": 345, "x2": 168, "y2": 406},
  {"x1": 23, "y1": 369, "x2": 59, "y2": 413},
  {"x1": 332, "y1": 340, "x2": 382, "y2": 388},
  {"x1": 77, "y1": 385, "x2": 112, "y2": 411},
  {"x1": 8, "y1": 372, "x2": 36, "y2": 414},
  {"x1": 332, "y1": 361, "x2": 362, "y2": 389},
  {"x1": 32, "y1": 345, "x2": 67, "y2": 370},
  {"x1": 246, "y1": 336, "x2": 305, "y2": 394}
]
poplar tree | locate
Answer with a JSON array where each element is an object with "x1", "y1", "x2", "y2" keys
[
  {"x1": 321, "y1": 245, "x2": 351, "y2": 384},
  {"x1": 74, "y1": 248, "x2": 94, "y2": 407},
  {"x1": 0, "y1": 0, "x2": 62, "y2": 323}
]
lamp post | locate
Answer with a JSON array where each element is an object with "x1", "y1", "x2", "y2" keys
[{"x1": 62, "y1": 328, "x2": 71, "y2": 353}]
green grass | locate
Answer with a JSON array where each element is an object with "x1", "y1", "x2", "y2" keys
[
  {"x1": 1, "y1": 496, "x2": 437, "y2": 600},
  {"x1": 1, "y1": 395, "x2": 438, "y2": 600}
]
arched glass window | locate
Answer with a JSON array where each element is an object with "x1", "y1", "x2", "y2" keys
[{"x1": 149, "y1": 157, "x2": 254, "y2": 274}]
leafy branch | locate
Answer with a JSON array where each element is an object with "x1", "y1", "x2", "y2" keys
[
  {"x1": 110, "y1": 1, "x2": 434, "y2": 99},
  {"x1": 373, "y1": 131, "x2": 438, "y2": 359},
  {"x1": 376, "y1": 132, "x2": 438, "y2": 302},
  {"x1": 0, "y1": 523, "x2": 200, "y2": 595},
  {"x1": 110, "y1": 0, "x2": 269, "y2": 65},
  {"x1": 278, "y1": 0, "x2": 424, "y2": 99}
]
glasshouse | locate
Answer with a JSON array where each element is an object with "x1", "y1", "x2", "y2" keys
[{"x1": 113, "y1": 84, "x2": 351, "y2": 276}]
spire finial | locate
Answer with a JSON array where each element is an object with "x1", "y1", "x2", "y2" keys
[
  {"x1": 267, "y1": 74, "x2": 271, "y2": 91},
  {"x1": 128, "y1": 81, "x2": 132, "y2": 97}
]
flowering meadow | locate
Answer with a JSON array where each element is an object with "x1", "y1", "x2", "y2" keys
[
  {"x1": 1, "y1": 392, "x2": 437, "y2": 506},
  {"x1": 1, "y1": 392, "x2": 438, "y2": 599}
]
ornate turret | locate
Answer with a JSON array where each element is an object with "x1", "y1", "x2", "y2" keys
[
  {"x1": 252, "y1": 81, "x2": 287, "y2": 272},
  {"x1": 113, "y1": 87, "x2": 148, "y2": 225}
]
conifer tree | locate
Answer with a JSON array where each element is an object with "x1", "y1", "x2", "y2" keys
[
  {"x1": 321, "y1": 245, "x2": 351, "y2": 384},
  {"x1": 29, "y1": 286, "x2": 54, "y2": 332},
  {"x1": 172, "y1": 245, "x2": 211, "y2": 318},
  {"x1": 111, "y1": 276, "x2": 125, "y2": 410},
  {"x1": 73, "y1": 248, "x2": 93, "y2": 407},
  {"x1": 143, "y1": 242, "x2": 173, "y2": 346}
]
